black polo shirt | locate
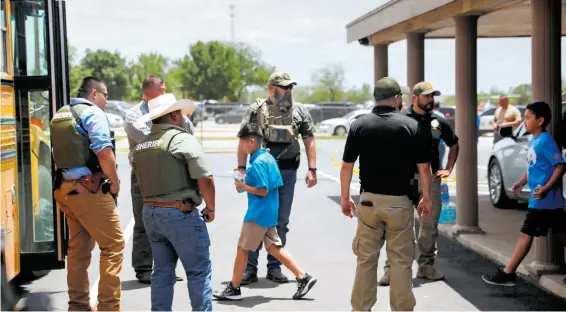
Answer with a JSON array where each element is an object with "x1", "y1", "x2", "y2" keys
[
  {"x1": 404, "y1": 105, "x2": 459, "y2": 173},
  {"x1": 343, "y1": 106, "x2": 430, "y2": 196}
]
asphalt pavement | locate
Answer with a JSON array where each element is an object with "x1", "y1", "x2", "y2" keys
[{"x1": 19, "y1": 137, "x2": 566, "y2": 311}]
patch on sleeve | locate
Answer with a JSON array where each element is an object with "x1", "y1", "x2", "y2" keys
[{"x1": 554, "y1": 152, "x2": 563, "y2": 160}]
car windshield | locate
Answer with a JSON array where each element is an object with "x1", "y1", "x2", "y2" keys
[{"x1": 342, "y1": 111, "x2": 358, "y2": 119}]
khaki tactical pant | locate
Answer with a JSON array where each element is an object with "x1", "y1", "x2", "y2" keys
[
  {"x1": 351, "y1": 192, "x2": 416, "y2": 312},
  {"x1": 55, "y1": 181, "x2": 125, "y2": 311},
  {"x1": 384, "y1": 176, "x2": 442, "y2": 270}
]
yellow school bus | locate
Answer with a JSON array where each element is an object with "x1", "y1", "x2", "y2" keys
[{"x1": 0, "y1": 0, "x2": 69, "y2": 296}]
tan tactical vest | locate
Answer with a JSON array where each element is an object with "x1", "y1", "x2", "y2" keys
[
  {"x1": 133, "y1": 127, "x2": 195, "y2": 199},
  {"x1": 252, "y1": 99, "x2": 297, "y2": 144},
  {"x1": 49, "y1": 103, "x2": 100, "y2": 171}
]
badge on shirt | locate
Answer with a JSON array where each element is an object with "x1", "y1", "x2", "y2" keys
[{"x1": 431, "y1": 119, "x2": 439, "y2": 129}]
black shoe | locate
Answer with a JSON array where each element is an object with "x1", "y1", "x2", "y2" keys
[
  {"x1": 266, "y1": 269, "x2": 289, "y2": 283},
  {"x1": 482, "y1": 268, "x2": 516, "y2": 287},
  {"x1": 213, "y1": 282, "x2": 242, "y2": 300},
  {"x1": 293, "y1": 273, "x2": 317, "y2": 299},
  {"x1": 136, "y1": 271, "x2": 151, "y2": 284},
  {"x1": 240, "y1": 271, "x2": 258, "y2": 286}
]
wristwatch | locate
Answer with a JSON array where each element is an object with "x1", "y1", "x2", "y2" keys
[
  {"x1": 237, "y1": 166, "x2": 246, "y2": 170},
  {"x1": 308, "y1": 168, "x2": 317, "y2": 173}
]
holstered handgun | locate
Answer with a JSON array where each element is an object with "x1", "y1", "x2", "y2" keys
[
  {"x1": 101, "y1": 179, "x2": 117, "y2": 204},
  {"x1": 79, "y1": 172, "x2": 103, "y2": 193}
]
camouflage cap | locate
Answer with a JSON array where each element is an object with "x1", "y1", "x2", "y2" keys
[
  {"x1": 268, "y1": 72, "x2": 297, "y2": 87},
  {"x1": 413, "y1": 81, "x2": 441, "y2": 96},
  {"x1": 373, "y1": 77, "x2": 410, "y2": 101}
]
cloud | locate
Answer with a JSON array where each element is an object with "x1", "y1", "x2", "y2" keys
[{"x1": 66, "y1": 0, "x2": 566, "y2": 96}]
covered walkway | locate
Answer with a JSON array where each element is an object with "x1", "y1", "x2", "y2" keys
[{"x1": 346, "y1": 0, "x2": 565, "y2": 289}]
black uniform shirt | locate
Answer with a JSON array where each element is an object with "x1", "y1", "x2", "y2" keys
[
  {"x1": 404, "y1": 105, "x2": 459, "y2": 173},
  {"x1": 343, "y1": 106, "x2": 430, "y2": 196}
]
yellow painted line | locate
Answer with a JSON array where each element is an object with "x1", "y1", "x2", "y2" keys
[
  {"x1": 330, "y1": 151, "x2": 359, "y2": 175},
  {"x1": 330, "y1": 151, "x2": 456, "y2": 182}
]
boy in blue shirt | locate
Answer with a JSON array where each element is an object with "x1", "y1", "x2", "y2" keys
[
  {"x1": 214, "y1": 124, "x2": 317, "y2": 300},
  {"x1": 482, "y1": 101, "x2": 566, "y2": 287}
]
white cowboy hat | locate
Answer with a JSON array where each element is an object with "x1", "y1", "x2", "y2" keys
[{"x1": 138, "y1": 93, "x2": 196, "y2": 123}]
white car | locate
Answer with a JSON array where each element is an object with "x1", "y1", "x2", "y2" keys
[
  {"x1": 106, "y1": 112, "x2": 124, "y2": 129},
  {"x1": 479, "y1": 107, "x2": 497, "y2": 134},
  {"x1": 318, "y1": 109, "x2": 371, "y2": 136}
]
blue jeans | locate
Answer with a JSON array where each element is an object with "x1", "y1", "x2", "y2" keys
[
  {"x1": 142, "y1": 205, "x2": 212, "y2": 311},
  {"x1": 246, "y1": 169, "x2": 297, "y2": 273}
]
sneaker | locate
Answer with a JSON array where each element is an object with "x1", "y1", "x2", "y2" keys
[
  {"x1": 293, "y1": 273, "x2": 317, "y2": 299},
  {"x1": 240, "y1": 271, "x2": 258, "y2": 286},
  {"x1": 136, "y1": 271, "x2": 151, "y2": 284},
  {"x1": 482, "y1": 269, "x2": 516, "y2": 287},
  {"x1": 417, "y1": 266, "x2": 445, "y2": 281},
  {"x1": 266, "y1": 269, "x2": 289, "y2": 283},
  {"x1": 379, "y1": 270, "x2": 390, "y2": 286},
  {"x1": 213, "y1": 282, "x2": 242, "y2": 300}
]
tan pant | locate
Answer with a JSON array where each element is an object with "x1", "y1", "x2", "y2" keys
[
  {"x1": 384, "y1": 176, "x2": 442, "y2": 271},
  {"x1": 351, "y1": 192, "x2": 416, "y2": 312},
  {"x1": 55, "y1": 181, "x2": 125, "y2": 311}
]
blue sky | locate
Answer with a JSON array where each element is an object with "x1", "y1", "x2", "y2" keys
[{"x1": 66, "y1": 0, "x2": 566, "y2": 96}]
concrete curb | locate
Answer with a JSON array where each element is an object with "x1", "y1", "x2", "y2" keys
[{"x1": 437, "y1": 224, "x2": 566, "y2": 299}]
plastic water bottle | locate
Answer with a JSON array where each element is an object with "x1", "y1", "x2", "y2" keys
[
  {"x1": 439, "y1": 182, "x2": 456, "y2": 224},
  {"x1": 233, "y1": 170, "x2": 244, "y2": 194}
]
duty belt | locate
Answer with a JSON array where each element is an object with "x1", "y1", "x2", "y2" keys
[
  {"x1": 144, "y1": 200, "x2": 194, "y2": 212},
  {"x1": 63, "y1": 172, "x2": 104, "y2": 193}
]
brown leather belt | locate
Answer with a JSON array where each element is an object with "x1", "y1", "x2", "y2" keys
[{"x1": 144, "y1": 200, "x2": 194, "y2": 212}]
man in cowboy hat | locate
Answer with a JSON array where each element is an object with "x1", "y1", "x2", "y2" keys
[
  {"x1": 237, "y1": 71, "x2": 318, "y2": 285},
  {"x1": 133, "y1": 93, "x2": 216, "y2": 311},
  {"x1": 379, "y1": 81, "x2": 460, "y2": 286},
  {"x1": 124, "y1": 76, "x2": 192, "y2": 283}
]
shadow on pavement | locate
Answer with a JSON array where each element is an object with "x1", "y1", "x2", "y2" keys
[
  {"x1": 220, "y1": 277, "x2": 292, "y2": 290},
  {"x1": 122, "y1": 280, "x2": 150, "y2": 291},
  {"x1": 327, "y1": 195, "x2": 566, "y2": 310},
  {"x1": 214, "y1": 295, "x2": 314, "y2": 308}
]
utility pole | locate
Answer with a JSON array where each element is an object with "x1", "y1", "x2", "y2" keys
[{"x1": 230, "y1": 4, "x2": 235, "y2": 42}]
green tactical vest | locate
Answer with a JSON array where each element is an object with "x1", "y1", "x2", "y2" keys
[
  {"x1": 133, "y1": 127, "x2": 194, "y2": 199},
  {"x1": 252, "y1": 99, "x2": 297, "y2": 144},
  {"x1": 49, "y1": 103, "x2": 100, "y2": 170}
]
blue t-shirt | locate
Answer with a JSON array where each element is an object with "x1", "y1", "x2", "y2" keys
[
  {"x1": 62, "y1": 98, "x2": 113, "y2": 180},
  {"x1": 527, "y1": 132, "x2": 565, "y2": 209},
  {"x1": 244, "y1": 148, "x2": 284, "y2": 228}
]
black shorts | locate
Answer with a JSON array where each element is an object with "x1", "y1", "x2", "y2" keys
[{"x1": 520, "y1": 209, "x2": 566, "y2": 237}]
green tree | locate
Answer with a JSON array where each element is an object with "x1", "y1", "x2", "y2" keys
[
  {"x1": 344, "y1": 83, "x2": 372, "y2": 104},
  {"x1": 176, "y1": 41, "x2": 273, "y2": 101},
  {"x1": 67, "y1": 44, "x2": 92, "y2": 96},
  {"x1": 81, "y1": 49, "x2": 131, "y2": 100},
  {"x1": 310, "y1": 64, "x2": 345, "y2": 102},
  {"x1": 127, "y1": 52, "x2": 170, "y2": 100},
  {"x1": 511, "y1": 83, "x2": 532, "y2": 104}
]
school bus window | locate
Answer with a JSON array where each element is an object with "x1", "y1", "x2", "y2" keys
[
  {"x1": 0, "y1": 0, "x2": 7, "y2": 73},
  {"x1": 11, "y1": 0, "x2": 47, "y2": 76}
]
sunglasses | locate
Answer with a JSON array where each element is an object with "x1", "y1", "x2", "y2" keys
[{"x1": 277, "y1": 85, "x2": 293, "y2": 91}]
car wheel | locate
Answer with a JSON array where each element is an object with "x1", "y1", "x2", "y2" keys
[
  {"x1": 334, "y1": 126, "x2": 347, "y2": 136},
  {"x1": 216, "y1": 118, "x2": 225, "y2": 124},
  {"x1": 488, "y1": 159, "x2": 515, "y2": 209}
]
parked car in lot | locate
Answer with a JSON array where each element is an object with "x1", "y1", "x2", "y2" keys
[
  {"x1": 318, "y1": 109, "x2": 371, "y2": 136},
  {"x1": 214, "y1": 107, "x2": 248, "y2": 124},
  {"x1": 436, "y1": 106, "x2": 455, "y2": 130},
  {"x1": 105, "y1": 112, "x2": 124, "y2": 128},
  {"x1": 105, "y1": 100, "x2": 131, "y2": 119},
  {"x1": 479, "y1": 106, "x2": 526, "y2": 135},
  {"x1": 488, "y1": 122, "x2": 566, "y2": 209},
  {"x1": 307, "y1": 102, "x2": 359, "y2": 124}
]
